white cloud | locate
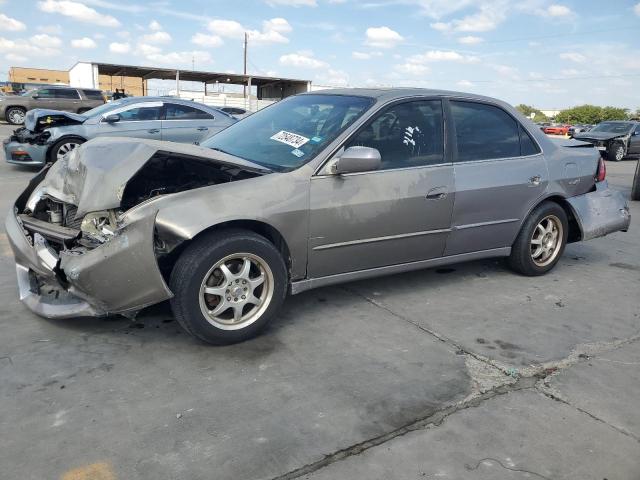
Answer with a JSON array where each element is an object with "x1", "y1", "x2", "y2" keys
[
  {"x1": 208, "y1": 17, "x2": 292, "y2": 46},
  {"x1": 279, "y1": 51, "x2": 327, "y2": 69},
  {"x1": 140, "y1": 30, "x2": 171, "y2": 44},
  {"x1": 109, "y1": 41, "x2": 130, "y2": 53},
  {"x1": 430, "y1": 22, "x2": 450, "y2": 31},
  {"x1": 559, "y1": 52, "x2": 586, "y2": 63},
  {"x1": 0, "y1": 36, "x2": 59, "y2": 57},
  {"x1": 145, "y1": 50, "x2": 212, "y2": 67},
  {"x1": 634, "y1": 2, "x2": 640, "y2": 16},
  {"x1": 316, "y1": 68, "x2": 349, "y2": 86},
  {"x1": 458, "y1": 35, "x2": 483, "y2": 44},
  {"x1": 30, "y1": 34, "x2": 62, "y2": 47},
  {"x1": 395, "y1": 62, "x2": 430, "y2": 75},
  {"x1": 263, "y1": 17, "x2": 292, "y2": 33},
  {"x1": 546, "y1": 4, "x2": 571, "y2": 16},
  {"x1": 490, "y1": 63, "x2": 519, "y2": 79},
  {"x1": 136, "y1": 43, "x2": 161, "y2": 55},
  {"x1": 560, "y1": 68, "x2": 582, "y2": 76},
  {"x1": 364, "y1": 26, "x2": 403, "y2": 48},
  {"x1": 149, "y1": 20, "x2": 162, "y2": 31},
  {"x1": 457, "y1": 80, "x2": 474, "y2": 87},
  {"x1": 208, "y1": 19, "x2": 245, "y2": 38},
  {"x1": 430, "y1": 3, "x2": 507, "y2": 32},
  {"x1": 38, "y1": 0, "x2": 120, "y2": 27},
  {"x1": 191, "y1": 32, "x2": 223, "y2": 47},
  {"x1": 0, "y1": 13, "x2": 26, "y2": 31},
  {"x1": 71, "y1": 37, "x2": 97, "y2": 48},
  {"x1": 352, "y1": 51, "x2": 371, "y2": 59},
  {"x1": 265, "y1": 0, "x2": 316, "y2": 6},
  {"x1": 409, "y1": 49, "x2": 479, "y2": 63}
]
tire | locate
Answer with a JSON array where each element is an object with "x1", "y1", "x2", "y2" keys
[
  {"x1": 6, "y1": 107, "x2": 26, "y2": 125},
  {"x1": 169, "y1": 229, "x2": 288, "y2": 345},
  {"x1": 607, "y1": 142, "x2": 625, "y2": 162},
  {"x1": 509, "y1": 202, "x2": 569, "y2": 276},
  {"x1": 48, "y1": 137, "x2": 85, "y2": 163},
  {"x1": 632, "y1": 159, "x2": 640, "y2": 201}
]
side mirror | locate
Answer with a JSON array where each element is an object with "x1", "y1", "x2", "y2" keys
[
  {"x1": 332, "y1": 146, "x2": 381, "y2": 175},
  {"x1": 104, "y1": 113, "x2": 120, "y2": 123}
]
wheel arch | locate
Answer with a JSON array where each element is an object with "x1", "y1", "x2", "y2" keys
[
  {"x1": 521, "y1": 194, "x2": 582, "y2": 244},
  {"x1": 45, "y1": 135, "x2": 87, "y2": 161},
  {"x1": 156, "y1": 219, "x2": 293, "y2": 285},
  {"x1": 4, "y1": 105, "x2": 26, "y2": 120}
]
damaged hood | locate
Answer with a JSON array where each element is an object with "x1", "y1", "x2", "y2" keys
[
  {"x1": 31, "y1": 137, "x2": 270, "y2": 218},
  {"x1": 24, "y1": 109, "x2": 86, "y2": 132},
  {"x1": 572, "y1": 131, "x2": 628, "y2": 142}
]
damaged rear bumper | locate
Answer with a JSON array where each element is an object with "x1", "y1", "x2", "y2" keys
[
  {"x1": 566, "y1": 181, "x2": 631, "y2": 241},
  {"x1": 5, "y1": 203, "x2": 173, "y2": 320}
]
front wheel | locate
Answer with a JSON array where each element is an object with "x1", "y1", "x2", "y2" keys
[
  {"x1": 48, "y1": 137, "x2": 85, "y2": 163},
  {"x1": 607, "y1": 142, "x2": 625, "y2": 162},
  {"x1": 169, "y1": 229, "x2": 288, "y2": 344},
  {"x1": 509, "y1": 202, "x2": 568, "y2": 276}
]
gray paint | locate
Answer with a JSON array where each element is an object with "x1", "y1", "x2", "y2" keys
[{"x1": 4, "y1": 88, "x2": 632, "y2": 319}]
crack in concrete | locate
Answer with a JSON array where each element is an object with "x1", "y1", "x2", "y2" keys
[
  {"x1": 269, "y1": 377, "x2": 539, "y2": 480},
  {"x1": 465, "y1": 457, "x2": 554, "y2": 480}
]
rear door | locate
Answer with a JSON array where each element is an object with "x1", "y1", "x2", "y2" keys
[
  {"x1": 52, "y1": 88, "x2": 82, "y2": 112},
  {"x1": 95, "y1": 102, "x2": 163, "y2": 140},
  {"x1": 308, "y1": 99, "x2": 454, "y2": 277},
  {"x1": 161, "y1": 103, "x2": 218, "y2": 143},
  {"x1": 445, "y1": 99, "x2": 547, "y2": 256}
]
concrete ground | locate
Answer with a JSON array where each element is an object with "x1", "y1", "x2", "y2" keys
[{"x1": 0, "y1": 122, "x2": 638, "y2": 480}]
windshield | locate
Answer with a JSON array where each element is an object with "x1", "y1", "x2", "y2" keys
[
  {"x1": 591, "y1": 122, "x2": 634, "y2": 134},
  {"x1": 201, "y1": 94, "x2": 374, "y2": 171},
  {"x1": 81, "y1": 99, "x2": 130, "y2": 118}
]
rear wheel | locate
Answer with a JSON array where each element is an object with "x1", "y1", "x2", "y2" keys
[
  {"x1": 6, "y1": 107, "x2": 26, "y2": 125},
  {"x1": 48, "y1": 137, "x2": 85, "y2": 163},
  {"x1": 607, "y1": 142, "x2": 625, "y2": 162},
  {"x1": 509, "y1": 202, "x2": 568, "y2": 276},
  {"x1": 169, "y1": 229, "x2": 288, "y2": 344}
]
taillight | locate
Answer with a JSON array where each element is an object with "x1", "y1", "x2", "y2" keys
[{"x1": 595, "y1": 157, "x2": 606, "y2": 182}]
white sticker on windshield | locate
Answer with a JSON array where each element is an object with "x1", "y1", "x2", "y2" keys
[{"x1": 270, "y1": 130, "x2": 310, "y2": 149}]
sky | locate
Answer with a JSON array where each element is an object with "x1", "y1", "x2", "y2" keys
[{"x1": 0, "y1": 0, "x2": 639, "y2": 109}]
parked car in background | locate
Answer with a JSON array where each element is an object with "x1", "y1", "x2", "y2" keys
[
  {"x1": 543, "y1": 124, "x2": 571, "y2": 135},
  {"x1": 220, "y1": 107, "x2": 251, "y2": 119},
  {"x1": 572, "y1": 120, "x2": 640, "y2": 161},
  {"x1": 0, "y1": 86, "x2": 105, "y2": 125},
  {"x1": 3, "y1": 97, "x2": 237, "y2": 166},
  {"x1": 568, "y1": 124, "x2": 591, "y2": 136},
  {"x1": 5, "y1": 88, "x2": 630, "y2": 345}
]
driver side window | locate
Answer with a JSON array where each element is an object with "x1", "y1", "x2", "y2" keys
[
  {"x1": 116, "y1": 105, "x2": 162, "y2": 122},
  {"x1": 345, "y1": 100, "x2": 444, "y2": 170}
]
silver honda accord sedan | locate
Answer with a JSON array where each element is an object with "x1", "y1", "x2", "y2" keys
[{"x1": 6, "y1": 88, "x2": 631, "y2": 344}]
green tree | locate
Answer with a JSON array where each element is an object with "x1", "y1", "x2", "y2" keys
[
  {"x1": 515, "y1": 104, "x2": 548, "y2": 122},
  {"x1": 556, "y1": 105, "x2": 629, "y2": 124}
]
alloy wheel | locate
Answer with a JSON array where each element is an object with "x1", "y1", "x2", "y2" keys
[
  {"x1": 530, "y1": 215, "x2": 563, "y2": 267},
  {"x1": 615, "y1": 145, "x2": 624, "y2": 161},
  {"x1": 199, "y1": 253, "x2": 274, "y2": 330},
  {"x1": 8, "y1": 109, "x2": 25, "y2": 124},
  {"x1": 56, "y1": 142, "x2": 81, "y2": 161}
]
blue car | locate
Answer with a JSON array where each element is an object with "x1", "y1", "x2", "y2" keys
[{"x1": 3, "y1": 97, "x2": 237, "y2": 166}]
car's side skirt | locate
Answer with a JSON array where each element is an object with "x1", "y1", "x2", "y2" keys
[{"x1": 290, "y1": 247, "x2": 511, "y2": 295}]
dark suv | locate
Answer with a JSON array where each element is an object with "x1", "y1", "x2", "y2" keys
[{"x1": 0, "y1": 86, "x2": 105, "y2": 125}]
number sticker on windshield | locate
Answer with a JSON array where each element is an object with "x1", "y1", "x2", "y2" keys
[{"x1": 270, "y1": 130, "x2": 310, "y2": 149}]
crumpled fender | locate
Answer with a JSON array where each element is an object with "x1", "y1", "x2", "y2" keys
[{"x1": 566, "y1": 181, "x2": 631, "y2": 241}]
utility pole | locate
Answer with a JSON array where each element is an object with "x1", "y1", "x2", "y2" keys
[{"x1": 243, "y1": 32, "x2": 248, "y2": 98}]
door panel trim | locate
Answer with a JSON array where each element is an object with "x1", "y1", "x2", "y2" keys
[
  {"x1": 453, "y1": 218, "x2": 519, "y2": 230},
  {"x1": 313, "y1": 228, "x2": 452, "y2": 251},
  {"x1": 291, "y1": 247, "x2": 511, "y2": 294}
]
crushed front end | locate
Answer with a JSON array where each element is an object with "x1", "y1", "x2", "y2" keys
[
  {"x1": 6, "y1": 166, "x2": 173, "y2": 319},
  {"x1": 3, "y1": 127, "x2": 50, "y2": 166}
]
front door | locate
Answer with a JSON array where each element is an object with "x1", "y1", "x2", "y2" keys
[
  {"x1": 444, "y1": 100, "x2": 548, "y2": 256},
  {"x1": 629, "y1": 124, "x2": 640, "y2": 154},
  {"x1": 308, "y1": 99, "x2": 454, "y2": 278}
]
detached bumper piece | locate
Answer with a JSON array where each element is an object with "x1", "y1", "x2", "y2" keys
[
  {"x1": 567, "y1": 181, "x2": 631, "y2": 241},
  {"x1": 3, "y1": 139, "x2": 48, "y2": 166}
]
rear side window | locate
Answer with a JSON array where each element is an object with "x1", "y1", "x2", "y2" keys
[
  {"x1": 165, "y1": 103, "x2": 213, "y2": 120},
  {"x1": 54, "y1": 89, "x2": 81, "y2": 99},
  {"x1": 34, "y1": 89, "x2": 56, "y2": 98},
  {"x1": 520, "y1": 125, "x2": 541, "y2": 156},
  {"x1": 82, "y1": 90, "x2": 104, "y2": 100},
  {"x1": 346, "y1": 99, "x2": 444, "y2": 169},
  {"x1": 451, "y1": 101, "x2": 520, "y2": 161}
]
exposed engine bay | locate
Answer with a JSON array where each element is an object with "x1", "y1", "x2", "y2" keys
[
  {"x1": 121, "y1": 152, "x2": 261, "y2": 210},
  {"x1": 9, "y1": 127, "x2": 51, "y2": 146}
]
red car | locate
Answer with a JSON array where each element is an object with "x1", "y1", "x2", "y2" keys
[{"x1": 543, "y1": 124, "x2": 571, "y2": 135}]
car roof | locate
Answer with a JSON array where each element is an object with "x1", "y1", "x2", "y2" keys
[
  {"x1": 105, "y1": 96, "x2": 234, "y2": 117},
  {"x1": 305, "y1": 87, "x2": 505, "y2": 104}
]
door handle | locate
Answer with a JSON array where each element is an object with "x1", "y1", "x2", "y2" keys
[
  {"x1": 148, "y1": 128, "x2": 160, "y2": 134},
  {"x1": 197, "y1": 126, "x2": 209, "y2": 131},
  {"x1": 426, "y1": 188, "x2": 448, "y2": 200},
  {"x1": 528, "y1": 175, "x2": 541, "y2": 186}
]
